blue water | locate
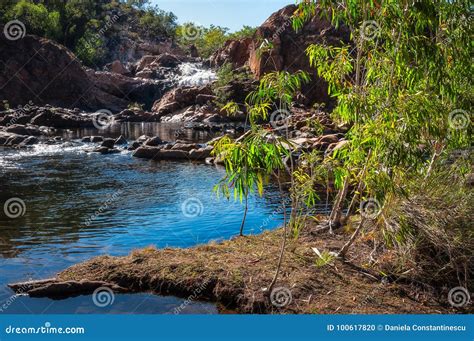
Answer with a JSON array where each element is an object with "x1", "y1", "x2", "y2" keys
[{"x1": 0, "y1": 125, "x2": 284, "y2": 314}]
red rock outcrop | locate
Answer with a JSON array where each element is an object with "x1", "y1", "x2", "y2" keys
[
  {"x1": 210, "y1": 5, "x2": 350, "y2": 106},
  {"x1": 209, "y1": 38, "x2": 252, "y2": 68},
  {"x1": 0, "y1": 33, "x2": 172, "y2": 112}
]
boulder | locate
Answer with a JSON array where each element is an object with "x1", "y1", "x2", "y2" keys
[
  {"x1": 128, "y1": 141, "x2": 142, "y2": 151},
  {"x1": 137, "y1": 135, "x2": 152, "y2": 143},
  {"x1": 151, "y1": 86, "x2": 213, "y2": 118},
  {"x1": 136, "y1": 70, "x2": 155, "y2": 79},
  {"x1": 136, "y1": 53, "x2": 181, "y2": 73},
  {"x1": 0, "y1": 34, "x2": 128, "y2": 111},
  {"x1": 114, "y1": 109, "x2": 154, "y2": 122},
  {"x1": 213, "y1": 78, "x2": 256, "y2": 105},
  {"x1": 210, "y1": 38, "x2": 253, "y2": 68},
  {"x1": 5, "y1": 124, "x2": 43, "y2": 136},
  {"x1": 93, "y1": 147, "x2": 120, "y2": 154},
  {"x1": 30, "y1": 109, "x2": 92, "y2": 129},
  {"x1": 189, "y1": 146, "x2": 213, "y2": 160},
  {"x1": 155, "y1": 53, "x2": 181, "y2": 68},
  {"x1": 18, "y1": 136, "x2": 39, "y2": 146},
  {"x1": 115, "y1": 135, "x2": 127, "y2": 145},
  {"x1": 311, "y1": 141, "x2": 330, "y2": 151},
  {"x1": 290, "y1": 137, "x2": 318, "y2": 148},
  {"x1": 196, "y1": 94, "x2": 217, "y2": 105},
  {"x1": 89, "y1": 70, "x2": 170, "y2": 111},
  {"x1": 91, "y1": 136, "x2": 104, "y2": 143},
  {"x1": 110, "y1": 60, "x2": 129, "y2": 75},
  {"x1": 144, "y1": 136, "x2": 163, "y2": 146},
  {"x1": 101, "y1": 138, "x2": 116, "y2": 149},
  {"x1": 171, "y1": 143, "x2": 200, "y2": 152},
  {"x1": 136, "y1": 55, "x2": 159, "y2": 72},
  {"x1": 5, "y1": 134, "x2": 27, "y2": 146},
  {"x1": 132, "y1": 145, "x2": 191, "y2": 160},
  {"x1": 189, "y1": 45, "x2": 199, "y2": 58},
  {"x1": 0, "y1": 133, "x2": 9, "y2": 145},
  {"x1": 327, "y1": 140, "x2": 349, "y2": 154},
  {"x1": 210, "y1": 5, "x2": 350, "y2": 106}
]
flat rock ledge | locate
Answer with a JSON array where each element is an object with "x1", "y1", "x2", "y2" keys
[{"x1": 8, "y1": 279, "x2": 128, "y2": 298}]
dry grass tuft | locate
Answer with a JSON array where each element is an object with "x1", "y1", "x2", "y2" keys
[{"x1": 382, "y1": 166, "x2": 473, "y2": 291}]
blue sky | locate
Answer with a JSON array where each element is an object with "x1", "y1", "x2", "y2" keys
[{"x1": 151, "y1": 0, "x2": 293, "y2": 31}]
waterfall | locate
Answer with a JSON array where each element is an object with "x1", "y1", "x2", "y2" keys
[{"x1": 177, "y1": 62, "x2": 217, "y2": 87}]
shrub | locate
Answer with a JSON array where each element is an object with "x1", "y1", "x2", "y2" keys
[
  {"x1": 212, "y1": 62, "x2": 253, "y2": 107},
  {"x1": 382, "y1": 160, "x2": 473, "y2": 290},
  {"x1": 4, "y1": 0, "x2": 61, "y2": 40}
]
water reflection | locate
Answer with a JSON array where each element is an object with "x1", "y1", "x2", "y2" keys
[
  {"x1": 61, "y1": 122, "x2": 218, "y2": 143},
  {"x1": 0, "y1": 123, "x2": 285, "y2": 314}
]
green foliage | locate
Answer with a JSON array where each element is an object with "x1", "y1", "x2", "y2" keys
[
  {"x1": 128, "y1": 102, "x2": 144, "y2": 110},
  {"x1": 295, "y1": 0, "x2": 472, "y2": 206},
  {"x1": 74, "y1": 21, "x2": 107, "y2": 67},
  {"x1": 246, "y1": 70, "x2": 310, "y2": 123},
  {"x1": 0, "y1": 0, "x2": 177, "y2": 66},
  {"x1": 213, "y1": 62, "x2": 252, "y2": 108},
  {"x1": 228, "y1": 25, "x2": 257, "y2": 40},
  {"x1": 314, "y1": 250, "x2": 335, "y2": 268},
  {"x1": 176, "y1": 23, "x2": 228, "y2": 58},
  {"x1": 383, "y1": 160, "x2": 473, "y2": 288},
  {"x1": 212, "y1": 131, "x2": 289, "y2": 202},
  {"x1": 214, "y1": 63, "x2": 310, "y2": 236},
  {"x1": 177, "y1": 23, "x2": 256, "y2": 58},
  {"x1": 138, "y1": 4, "x2": 177, "y2": 38},
  {"x1": 219, "y1": 102, "x2": 240, "y2": 116},
  {"x1": 4, "y1": 0, "x2": 61, "y2": 40}
]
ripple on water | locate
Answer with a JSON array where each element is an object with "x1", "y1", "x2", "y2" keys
[{"x1": 0, "y1": 129, "x2": 285, "y2": 313}]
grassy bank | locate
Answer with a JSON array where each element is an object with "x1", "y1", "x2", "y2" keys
[{"x1": 56, "y1": 222, "x2": 466, "y2": 314}]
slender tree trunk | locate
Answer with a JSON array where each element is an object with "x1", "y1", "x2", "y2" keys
[
  {"x1": 239, "y1": 193, "x2": 248, "y2": 236},
  {"x1": 268, "y1": 174, "x2": 287, "y2": 294},
  {"x1": 338, "y1": 217, "x2": 366, "y2": 259},
  {"x1": 425, "y1": 144, "x2": 444, "y2": 180},
  {"x1": 346, "y1": 150, "x2": 372, "y2": 218},
  {"x1": 328, "y1": 177, "x2": 349, "y2": 233}
]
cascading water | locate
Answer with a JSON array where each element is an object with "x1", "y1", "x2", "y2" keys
[{"x1": 177, "y1": 62, "x2": 217, "y2": 87}]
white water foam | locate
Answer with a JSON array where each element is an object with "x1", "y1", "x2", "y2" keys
[{"x1": 177, "y1": 62, "x2": 216, "y2": 87}]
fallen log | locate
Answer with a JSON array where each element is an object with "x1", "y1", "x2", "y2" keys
[{"x1": 8, "y1": 279, "x2": 129, "y2": 298}]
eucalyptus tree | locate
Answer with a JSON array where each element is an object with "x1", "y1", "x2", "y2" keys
[
  {"x1": 293, "y1": 0, "x2": 472, "y2": 255},
  {"x1": 213, "y1": 131, "x2": 288, "y2": 236}
]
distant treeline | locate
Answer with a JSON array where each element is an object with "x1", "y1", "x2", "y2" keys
[{"x1": 0, "y1": 0, "x2": 256, "y2": 65}]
